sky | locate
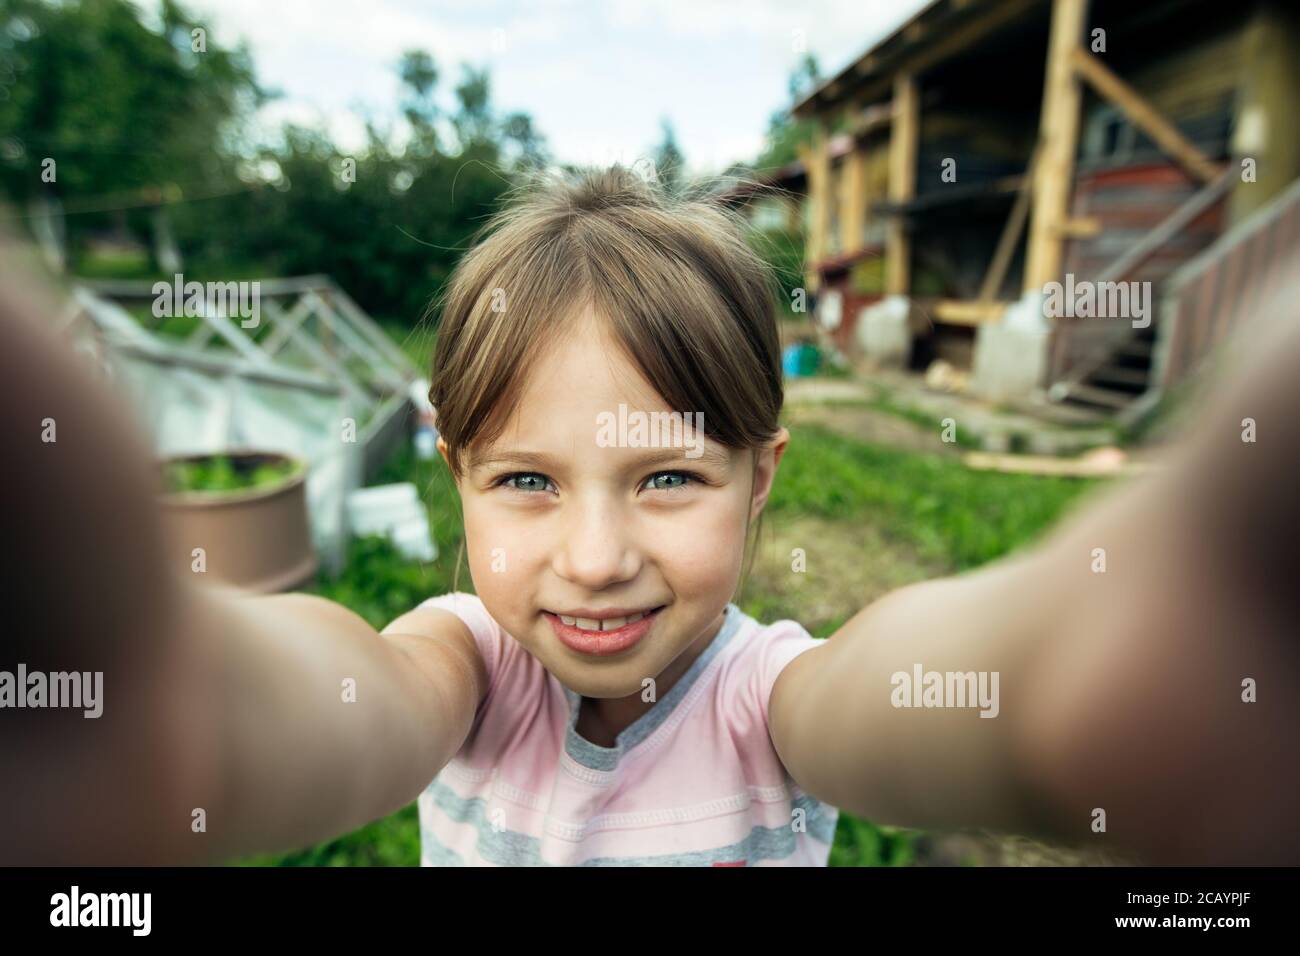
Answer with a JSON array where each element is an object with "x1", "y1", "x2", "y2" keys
[{"x1": 148, "y1": 0, "x2": 932, "y2": 174}]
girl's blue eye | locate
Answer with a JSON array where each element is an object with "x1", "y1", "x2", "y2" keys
[
  {"x1": 643, "y1": 471, "x2": 693, "y2": 492},
  {"x1": 493, "y1": 470, "x2": 702, "y2": 494},
  {"x1": 501, "y1": 472, "x2": 552, "y2": 493}
]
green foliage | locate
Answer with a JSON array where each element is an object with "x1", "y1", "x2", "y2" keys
[
  {"x1": 168, "y1": 127, "x2": 513, "y2": 323},
  {"x1": 238, "y1": 804, "x2": 421, "y2": 867},
  {"x1": 652, "y1": 118, "x2": 686, "y2": 194},
  {"x1": 71, "y1": 245, "x2": 152, "y2": 279},
  {"x1": 1, "y1": 1, "x2": 545, "y2": 323},
  {"x1": 163, "y1": 454, "x2": 300, "y2": 494},
  {"x1": 755, "y1": 53, "x2": 823, "y2": 172},
  {"x1": 829, "y1": 817, "x2": 917, "y2": 867},
  {"x1": 748, "y1": 226, "x2": 805, "y2": 312},
  {"x1": 0, "y1": 0, "x2": 264, "y2": 241}
]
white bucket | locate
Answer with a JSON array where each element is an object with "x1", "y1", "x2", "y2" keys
[{"x1": 345, "y1": 482, "x2": 437, "y2": 562}]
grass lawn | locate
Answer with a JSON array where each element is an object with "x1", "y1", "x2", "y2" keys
[{"x1": 236, "y1": 402, "x2": 1101, "y2": 867}]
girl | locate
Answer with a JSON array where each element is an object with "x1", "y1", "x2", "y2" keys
[{"x1": 1, "y1": 167, "x2": 1295, "y2": 866}]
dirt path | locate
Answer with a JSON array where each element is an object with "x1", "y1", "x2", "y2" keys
[{"x1": 784, "y1": 402, "x2": 960, "y2": 457}]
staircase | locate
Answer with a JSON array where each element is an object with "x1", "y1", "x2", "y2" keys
[
  {"x1": 1047, "y1": 325, "x2": 1156, "y2": 412},
  {"x1": 1048, "y1": 171, "x2": 1300, "y2": 422},
  {"x1": 1047, "y1": 164, "x2": 1234, "y2": 416}
]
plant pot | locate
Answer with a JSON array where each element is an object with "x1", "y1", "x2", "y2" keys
[{"x1": 159, "y1": 450, "x2": 317, "y2": 593}]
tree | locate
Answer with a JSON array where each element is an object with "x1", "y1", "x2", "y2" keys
[
  {"x1": 0, "y1": 0, "x2": 266, "y2": 264},
  {"x1": 652, "y1": 118, "x2": 686, "y2": 194},
  {"x1": 398, "y1": 49, "x2": 439, "y2": 153},
  {"x1": 755, "y1": 53, "x2": 823, "y2": 172},
  {"x1": 501, "y1": 112, "x2": 548, "y2": 170},
  {"x1": 0, "y1": 2, "x2": 546, "y2": 324},
  {"x1": 452, "y1": 65, "x2": 494, "y2": 150}
]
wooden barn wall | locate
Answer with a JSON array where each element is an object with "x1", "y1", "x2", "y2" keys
[{"x1": 1123, "y1": 29, "x2": 1244, "y2": 131}]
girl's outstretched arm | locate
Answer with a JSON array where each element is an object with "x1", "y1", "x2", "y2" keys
[
  {"x1": 769, "y1": 278, "x2": 1300, "y2": 865},
  {"x1": 0, "y1": 251, "x2": 485, "y2": 864}
]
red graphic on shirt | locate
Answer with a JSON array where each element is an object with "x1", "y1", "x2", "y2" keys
[{"x1": 712, "y1": 860, "x2": 746, "y2": 867}]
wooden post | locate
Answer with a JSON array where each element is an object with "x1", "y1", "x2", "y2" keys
[
  {"x1": 979, "y1": 147, "x2": 1039, "y2": 302},
  {"x1": 841, "y1": 143, "x2": 868, "y2": 255},
  {"x1": 1229, "y1": 4, "x2": 1300, "y2": 224},
  {"x1": 797, "y1": 127, "x2": 833, "y2": 292},
  {"x1": 887, "y1": 73, "x2": 918, "y2": 295},
  {"x1": 1024, "y1": 0, "x2": 1087, "y2": 293}
]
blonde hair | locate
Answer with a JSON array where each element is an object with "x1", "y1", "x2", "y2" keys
[{"x1": 426, "y1": 165, "x2": 786, "y2": 592}]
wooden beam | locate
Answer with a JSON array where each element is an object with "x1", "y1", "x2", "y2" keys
[
  {"x1": 1024, "y1": 0, "x2": 1088, "y2": 293},
  {"x1": 1094, "y1": 165, "x2": 1236, "y2": 283},
  {"x1": 932, "y1": 299, "x2": 1008, "y2": 325},
  {"x1": 963, "y1": 449, "x2": 1156, "y2": 478},
  {"x1": 848, "y1": 0, "x2": 1042, "y2": 108},
  {"x1": 1054, "y1": 216, "x2": 1104, "y2": 239},
  {"x1": 1070, "y1": 48, "x2": 1221, "y2": 184},
  {"x1": 886, "y1": 73, "x2": 918, "y2": 295},
  {"x1": 979, "y1": 146, "x2": 1039, "y2": 303}
]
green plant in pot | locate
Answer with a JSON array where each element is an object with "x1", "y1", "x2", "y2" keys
[
  {"x1": 164, "y1": 453, "x2": 302, "y2": 495},
  {"x1": 158, "y1": 451, "x2": 316, "y2": 592}
]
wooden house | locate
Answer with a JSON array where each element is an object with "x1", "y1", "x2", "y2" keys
[{"x1": 792, "y1": 0, "x2": 1300, "y2": 419}]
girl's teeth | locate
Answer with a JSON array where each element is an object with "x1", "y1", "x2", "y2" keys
[{"x1": 557, "y1": 611, "x2": 649, "y2": 632}]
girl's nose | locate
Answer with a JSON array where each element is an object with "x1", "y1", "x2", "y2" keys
[{"x1": 551, "y1": 497, "x2": 641, "y2": 590}]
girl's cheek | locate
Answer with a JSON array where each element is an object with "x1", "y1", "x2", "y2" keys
[
  {"x1": 464, "y1": 506, "x2": 516, "y2": 579},
  {"x1": 650, "y1": 500, "x2": 748, "y2": 589}
]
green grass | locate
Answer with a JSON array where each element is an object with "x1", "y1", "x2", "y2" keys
[
  {"x1": 73, "y1": 251, "x2": 276, "y2": 284},
  {"x1": 864, "y1": 386, "x2": 983, "y2": 450},
  {"x1": 236, "y1": 420, "x2": 1097, "y2": 867},
  {"x1": 771, "y1": 423, "x2": 1097, "y2": 572}
]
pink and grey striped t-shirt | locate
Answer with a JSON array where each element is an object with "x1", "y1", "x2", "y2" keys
[{"x1": 414, "y1": 592, "x2": 838, "y2": 866}]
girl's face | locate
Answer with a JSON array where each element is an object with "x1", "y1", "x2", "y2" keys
[{"x1": 442, "y1": 306, "x2": 786, "y2": 699}]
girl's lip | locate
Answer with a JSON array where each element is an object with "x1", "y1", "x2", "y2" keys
[{"x1": 545, "y1": 606, "x2": 665, "y2": 657}]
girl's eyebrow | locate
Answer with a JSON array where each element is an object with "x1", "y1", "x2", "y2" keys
[{"x1": 469, "y1": 445, "x2": 733, "y2": 471}]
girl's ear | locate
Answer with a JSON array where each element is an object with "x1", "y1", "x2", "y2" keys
[
  {"x1": 436, "y1": 436, "x2": 453, "y2": 472},
  {"x1": 749, "y1": 426, "x2": 789, "y2": 522}
]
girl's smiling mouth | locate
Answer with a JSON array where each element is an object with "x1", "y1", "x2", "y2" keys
[{"x1": 544, "y1": 605, "x2": 667, "y2": 656}]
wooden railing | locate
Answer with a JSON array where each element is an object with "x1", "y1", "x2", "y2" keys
[{"x1": 1153, "y1": 176, "x2": 1300, "y2": 392}]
